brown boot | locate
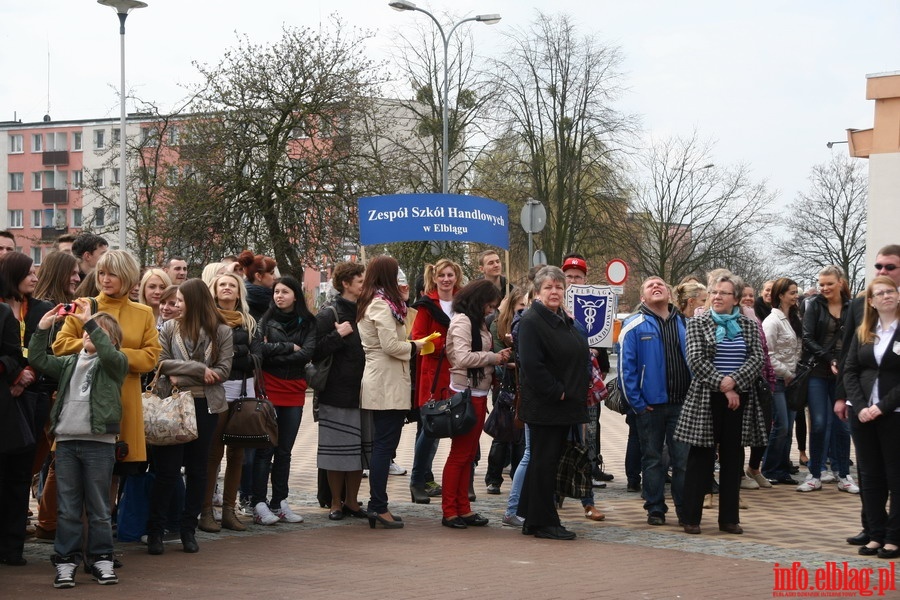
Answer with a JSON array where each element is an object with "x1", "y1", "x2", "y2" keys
[
  {"x1": 221, "y1": 507, "x2": 247, "y2": 532},
  {"x1": 198, "y1": 509, "x2": 221, "y2": 533}
]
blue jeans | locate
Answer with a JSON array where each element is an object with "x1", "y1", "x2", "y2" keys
[
  {"x1": 807, "y1": 377, "x2": 850, "y2": 478},
  {"x1": 761, "y1": 380, "x2": 796, "y2": 479},
  {"x1": 635, "y1": 404, "x2": 688, "y2": 519},
  {"x1": 506, "y1": 425, "x2": 531, "y2": 517},
  {"x1": 366, "y1": 410, "x2": 406, "y2": 515},
  {"x1": 410, "y1": 428, "x2": 439, "y2": 486},
  {"x1": 253, "y1": 405, "x2": 303, "y2": 508},
  {"x1": 54, "y1": 440, "x2": 115, "y2": 561}
]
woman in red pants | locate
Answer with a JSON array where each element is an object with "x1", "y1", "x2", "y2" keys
[{"x1": 441, "y1": 280, "x2": 510, "y2": 528}]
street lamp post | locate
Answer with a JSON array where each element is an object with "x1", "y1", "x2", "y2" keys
[
  {"x1": 389, "y1": 1, "x2": 500, "y2": 194},
  {"x1": 98, "y1": 0, "x2": 147, "y2": 251}
]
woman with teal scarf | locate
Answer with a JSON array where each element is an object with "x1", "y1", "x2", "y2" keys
[{"x1": 675, "y1": 272, "x2": 767, "y2": 534}]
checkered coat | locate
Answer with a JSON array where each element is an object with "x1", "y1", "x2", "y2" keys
[{"x1": 673, "y1": 311, "x2": 768, "y2": 448}]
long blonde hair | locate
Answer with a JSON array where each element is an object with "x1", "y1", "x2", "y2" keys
[
  {"x1": 497, "y1": 285, "x2": 528, "y2": 346},
  {"x1": 210, "y1": 272, "x2": 256, "y2": 339},
  {"x1": 857, "y1": 275, "x2": 900, "y2": 345}
]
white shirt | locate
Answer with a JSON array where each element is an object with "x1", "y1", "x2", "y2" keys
[{"x1": 870, "y1": 319, "x2": 898, "y2": 408}]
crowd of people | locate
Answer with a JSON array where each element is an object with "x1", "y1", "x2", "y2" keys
[{"x1": 0, "y1": 228, "x2": 897, "y2": 589}]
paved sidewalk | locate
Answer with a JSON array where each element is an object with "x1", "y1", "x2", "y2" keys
[{"x1": 6, "y1": 401, "x2": 882, "y2": 599}]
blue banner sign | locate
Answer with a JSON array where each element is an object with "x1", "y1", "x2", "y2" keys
[
  {"x1": 358, "y1": 194, "x2": 509, "y2": 249},
  {"x1": 565, "y1": 285, "x2": 618, "y2": 348}
]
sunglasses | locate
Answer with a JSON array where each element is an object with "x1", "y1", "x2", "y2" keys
[{"x1": 875, "y1": 263, "x2": 898, "y2": 272}]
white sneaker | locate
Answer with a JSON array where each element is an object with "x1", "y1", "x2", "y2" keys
[
  {"x1": 53, "y1": 556, "x2": 77, "y2": 589},
  {"x1": 253, "y1": 501, "x2": 279, "y2": 525},
  {"x1": 820, "y1": 471, "x2": 836, "y2": 483},
  {"x1": 740, "y1": 475, "x2": 760, "y2": 490},
  {"x1": 212, "y1": 490, "x2": 223, "y2": 507},
  {"x1": 276, "y1": 500, "x2": 304, "y2": 523},
  {"x1": 389, "y1": 461, "x2": 407, "y2": 476},
  {"x1": 90, "y1": 555, "x2": 118, "y2": 585},
  {"x1": 837, "y1": 476, "x2": 860, "y2": 494},
  {"x1": 796, "y1": 474, "x2": 822, "y2": 492}
]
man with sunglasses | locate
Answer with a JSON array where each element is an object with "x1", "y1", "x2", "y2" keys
[{"x1": 836, "y1": 244, "x2": 900, "y2": 547}]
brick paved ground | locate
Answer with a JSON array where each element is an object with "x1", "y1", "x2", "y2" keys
[{"x1": 5, "y1": 397, "x2": 890, "y2": 599}]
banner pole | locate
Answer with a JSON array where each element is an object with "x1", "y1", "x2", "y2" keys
[
  {"x1": 360, "y1": 246, "x2": 367, "y2": 264},
  {"x1": 505, "y1": 250, "x2": 510, "y2": 296}
]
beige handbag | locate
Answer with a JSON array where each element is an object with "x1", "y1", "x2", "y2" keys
[{"x1": 142, "y1": 369, "x2": 198, "y2": 446}]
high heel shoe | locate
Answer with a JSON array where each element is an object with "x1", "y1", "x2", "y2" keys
[
  {"x1": 343, "y1": 506, "x2": 368, "y2": 519},
  {"x1": 410, "y1": 484, "x2": 430, "y2": 504},
  {"x1": 368, "y1": 512, "x2": 404, "y2": 529}
]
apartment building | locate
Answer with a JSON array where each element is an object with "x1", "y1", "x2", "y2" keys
[{"x1": 0, "y1": 115, "x2": 149, "y2": 264}]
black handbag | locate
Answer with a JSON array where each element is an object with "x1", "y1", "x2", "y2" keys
[
  {"x1": 419, "y1": 353, "x2": 476, "y2": 439},
  {"x1": 755, "y1": 376, "x2": 773, "y2": 410},
  {"x1": 483, "y1": 388, "x2": 518, "y2": 443},
  {"x1": 0, "y1": 392, "x2": 36, "y2": 454},
  {"x1": 222, "y1": 362, "x2": 279, "y2": 448},
  {"x1": 305, "y1": 305, "x2": 339, "y2": 392},
  {"x1": 603, "y1": 377, "x2": 629, "y2": 414}
]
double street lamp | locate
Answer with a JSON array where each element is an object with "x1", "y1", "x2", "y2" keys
[
  {"x1": 98, "y1": 0, "x2": 147, "y2": 251},
  {"x1": 388, "y1": 1, "x2": 500, "y2": 195}
]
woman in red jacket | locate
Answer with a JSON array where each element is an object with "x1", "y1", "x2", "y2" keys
[{"x1": 409, "y1": 259, "x2": 462, "y2": 503}]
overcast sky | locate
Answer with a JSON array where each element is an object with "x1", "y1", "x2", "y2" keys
[{"x1": 1, "y1": 0, "x2": 898, "y2": 213}]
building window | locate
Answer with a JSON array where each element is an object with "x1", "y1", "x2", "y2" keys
[
  {"x1": 72, "y1": 209, "x2": 83, "y2": 227},
  {"x1": 8, "y1": 210, "x2": 23, "y2": 229},
  {"x1": 93, "y1": 129, "x2": 105, "y2": 150},
  {"x1": 93, "y1": 169, "x2": 105, "y2": 188},
  {"x1": 31, "y1": 247, "x2": 42, "y2": 266},
  {"x1": 109, "y1": 207, "x2": 119, "y2": 224},
  {"x1": 31, "y1": 210, "x2": 42, "y2": 228},
  {"x1": 8, "y1": 173, "x2": 24, "y2": 192},
  {"x1": 31, "y1": 134, "x2": 42, "y2": 152},
  {"x1": 53, "y1": 209, "x2": 67, "y2": 230},
  {"x1": 72, "y1": 170, "x2": 83, "y2": 189},
  {"x1": 73, "y1": 132, "x2": 83, "y2": 151},
  {"x1": 46, "y1": 132, "x2": 67, "y2": 151},
  {"x1": 166, "y1": 166, "x2": 179, "y2": 186},
  {"x1": 94, "y1": 207, "x2": 105, "y2": 227},
  {"x1": 141, "y1": 127, "x2": 157, "y2": 147},
  {"x1": 8, "y1": 134, "x2": 23, "y2": 153},
  {"x1": 111, "y1": 168, "x2": 120, "y2": 186},
  {"x1": 32, "y1": 172, "x2": 43, "y2": 191},
  {"x1": 168, "y1": 125, "x2": 179, "y2": 145},
  {"x1": 111, "y1": 128, "x2": 121, "y2": 145}
]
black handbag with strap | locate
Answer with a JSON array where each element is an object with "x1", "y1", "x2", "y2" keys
[{"x1": 419, "y1": 352, "x2": 477, "y2": 439}]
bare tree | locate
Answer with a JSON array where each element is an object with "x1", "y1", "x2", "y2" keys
[
  {"x1": 613, "y1": 133, "x2": 774, "y2": 286},
  {"x1": 779, "y1": 154, "x2": 867, "y2": 293},
  {"x1": 175, "y1": 18, "x2": 384, "y2": 277},
  {"x1": 487, "y1": 11, "x2": 633, "y2": 267}
]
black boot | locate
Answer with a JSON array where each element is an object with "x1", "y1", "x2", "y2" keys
[
  {"x1": 409, "y1": 484, "x2": 430, "y2": 504},
  {"x1": 181, "y1": 529, "x2": 199, "y2": 554},
  {"x1": 147, "y1": 533, "x2": 164, "y2": 555}
]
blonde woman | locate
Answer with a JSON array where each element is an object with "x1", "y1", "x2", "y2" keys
[
  {"x1": 138, "y1": 268, "x2": 172, "y2": 325},
  {"x1": 675, "y1": 281, "x2": 707, "y2": 317},
  {"x1": 199, "y1": 273, "x2": 259, "y2": 532}
]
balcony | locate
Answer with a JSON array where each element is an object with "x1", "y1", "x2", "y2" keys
[
  {"x1": 42, "y1": 189, "x2": 68, "y2": 204},
  {"x1": 42, "y1": 151, "x2": 69, "y2": 166},
  {"x1": 41, "y1": 226, "x2": 68, "y2": 241}
]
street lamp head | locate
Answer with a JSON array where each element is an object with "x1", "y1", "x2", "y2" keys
[
  {"x1": 98, "y1": 0, "x2": 148, "y2": 13},
  {"x1": 476, "y1": 14, "x2": 502, "y2": 25},
  {"x1": 388, "y1": 0, "x2": 416, "y2": 11}
]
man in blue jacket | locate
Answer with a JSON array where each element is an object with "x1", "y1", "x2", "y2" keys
[{"x1": 618, "y1": 276, "x2": 691, "y2": 526}]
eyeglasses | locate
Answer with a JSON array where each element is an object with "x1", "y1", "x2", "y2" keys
[
  {"x1": 874, "y1": 263, "x2": 899, "y2": 272},
  {"x1": 872, "y1": 289, "x2": 899, "y2": 299},
  {"x1": 564, "y1": 275, "x2": 585, "y2": 282},
  {"x1": 709, "y1": 290, "x2": 734, "y2": 297}
]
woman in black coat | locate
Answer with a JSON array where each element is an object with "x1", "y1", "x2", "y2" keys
[
  {"x1": 516, "y1": 266, "x2": 589, "y2": 541},
  {"x1": 313, "y1": 262, "x2": 369, "y2": 520},
  {"x1": 842, "y1": 276, "x2": 900, "y2": 559}
]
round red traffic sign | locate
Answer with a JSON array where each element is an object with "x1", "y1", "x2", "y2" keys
[{"x1": 605, "y1": 259, "x2": 629, "y2": 285}]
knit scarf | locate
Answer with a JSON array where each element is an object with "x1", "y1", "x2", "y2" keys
[
  {"x1": 218, "y1": 309, "x2": 244, "y2": 329},
  {"x1": 375, "y1": 288, "x2": 407, "y2": 324},
  {"x1": 709, "y1": 307, "x2": 742, "y2": 342}
]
